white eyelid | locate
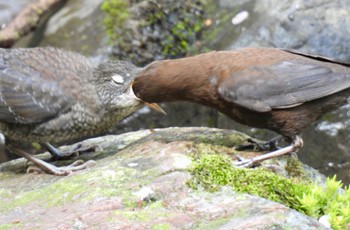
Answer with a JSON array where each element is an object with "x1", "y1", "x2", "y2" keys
[{"x1": 112, "y1": 74, "x2": 124, "y2": 84}]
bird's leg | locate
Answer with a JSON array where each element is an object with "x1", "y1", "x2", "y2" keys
[
  {"x1": 44, "y1": 142, "x2": 98, "y2": 160},
  {"x1": 235, "y1": 136, "x2": 283, "y2": 151},
  {"x1": 234, "y1": 135, "x2": 303, "y2": 168},
  {"x1": 7, "y1": 145, "x2": 96, "y2": 176}
]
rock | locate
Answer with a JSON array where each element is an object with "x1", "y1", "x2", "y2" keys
[
  {"x1": 217, "y1": 0, "x2": 350, "y2": 61},
  {"x1": 14, "y1": 0, "x2": 106, "y2": 58},
  {"x1": 108, "y1": 0, "x2": 208, "y2": 66},
  {"x1": 0, "y1": 0, "x2": 32, "y2": 27},
  {"x1": 0, "y1": 127, "x2": 327, "y2": 229}
]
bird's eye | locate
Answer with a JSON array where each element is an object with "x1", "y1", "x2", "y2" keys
[{"x1": 111, "y1": 74, "x2": 125, "y2": 85}]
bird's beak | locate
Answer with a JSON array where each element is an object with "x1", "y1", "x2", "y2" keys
[
  {"x1": 130, "y1": 82, "x2": 167, "y2": 115},
  {"x1": 143, "y1": 102, "x2": 167, "y2": 114}
]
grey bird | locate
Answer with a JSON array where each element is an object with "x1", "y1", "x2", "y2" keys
[{"x1": 0, "y1": 47, "x2": 163, "y2": 176}]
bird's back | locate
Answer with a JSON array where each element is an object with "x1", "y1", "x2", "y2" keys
[
  {"x1": 133, "y1": 47, "x2": 350, "y2": 137},
  {"x1": 0, "y1": 48, "x2": 101, "y2": 143}
]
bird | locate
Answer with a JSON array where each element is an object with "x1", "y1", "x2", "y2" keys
[
  {"x1": 0, "y1": 47, "x2": 163, "y2": 176},
  {"x1": 132, "y1": 47, "x2": 350, "y2": 167}
]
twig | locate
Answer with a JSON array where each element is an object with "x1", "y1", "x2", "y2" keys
[{"x1": 0, "y1": 0, "x2": 66, "y2": 48}]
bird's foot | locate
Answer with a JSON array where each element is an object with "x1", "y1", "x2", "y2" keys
[
  {"x1": 234, "y1": 154, "x2": 255, "y2": 168},
  {"x1": 234, "y1": 136, "x2": 303, "y2": 168},
  {"x1": 8, "y1": 145, "x2": 96, "y2": 176},
  {"x1": 27, "y1": 159, "x2": 97, "y2": 176},
  {"x1": 45, "y1": 142, "x2": 100, "y2": 160},
  {"x1": 235, "y1": 136, "x2": 283, "y2": 151},
  {"x1": 234, "y1": 146, "x2": 293, "y2": 168}
]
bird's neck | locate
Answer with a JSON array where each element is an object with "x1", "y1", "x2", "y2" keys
[{"x1": 133, "y1": 52, "x2": 230, "y2": 107}]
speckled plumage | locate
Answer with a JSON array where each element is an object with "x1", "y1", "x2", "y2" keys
[
  {"x1": 0, "y1": 47, "x2": 143, "y2": 144},
  {"x1": 0, "y1": 47, "x2": 143, "y2": 172}
]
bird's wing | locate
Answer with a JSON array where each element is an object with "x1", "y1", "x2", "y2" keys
[
  {"x1": 282, "y1": 48, "x2": 350, "y2": 67},
  {"x1": 0, "y1": 51, "x2": 73, "y2": 124},
  {"x1": 218, "y1": 59, "x2": 350, "y2": 112}
]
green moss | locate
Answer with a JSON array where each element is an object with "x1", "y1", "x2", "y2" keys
[
  {"x1": 147, "y1": 200, "x2": 164, "y2": 209},
  {"x1": 31, "y1": 142, "x2": 41, "y2": 151},
  {"x1": 194, "y1": 216, "x2": 237, "y2": 230},
  {"x1": 0, "y1": 223, "x2": 22, "y2": 230},
  {"x1": 285, "y1": 156, "x2": 308, "y2": 180},
  {"x1": 154, "y1": 12, "x2": 206, "y2": 57},
  {"x1": 151, "y1": 223, "x2": 171, "y2": 230},
  {"x1": 299, "y1": 176, "x2": 350, "y2": 230},
  {"x1": 100, "y1": 0, "x2": 129, "y2": 44},
  {"x1": 188, "y1": 154, "x2": 306, "y2": 208},
  {"x1": 0, "y1": 189, "x2": 11, "y2": 199},
  {"x1": 188, "y1": 154, "x2": 350, "y2": 230},
  {"x1": 121, "y1": 210, "x2": 152, "y2": 221},
  {"x1": 113, "y1": 209, "x2": 169, "y2": 223},
  {"x1": 0, "y1": 224, "x2": 10, "y2": 230}
]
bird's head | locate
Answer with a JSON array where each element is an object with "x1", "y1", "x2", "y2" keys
[{"x1": 94, "y1": 60, "x2": 165, "y2": 114}]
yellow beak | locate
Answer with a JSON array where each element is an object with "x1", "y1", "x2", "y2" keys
[{"x1": 144, "y1": 102, "x2": 167, "y2": 114}]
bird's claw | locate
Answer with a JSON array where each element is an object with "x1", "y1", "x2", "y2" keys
[
  {"x1": 27, "y1": 159, "x2": 97, "y2": 176},
  {"x1": 235, "y1": 139, "x2": 270, "y2": 151},
  {"x1": 233, "y1": 155, "x2": 257, "y2": 168},
  {"x1": 47, "y1": 143, "x2": 101, "y2": 160},
  {"x1": 235, "y1": 136, "x2": 283, "y2": 152},
  {"x1": 233, "y1": 140, "x2": 303, "y2": 168}
]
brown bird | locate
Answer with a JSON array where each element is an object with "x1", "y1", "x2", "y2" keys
[
  {"x1": 132, "y1": 47, "x2": 350, "y2": 167},
  {"x1": 0, "y1": 47, "x2": 163, "y2": 175}
]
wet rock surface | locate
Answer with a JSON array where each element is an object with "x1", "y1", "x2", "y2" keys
[{"x1": 0, "y1": 128, "x2": 327, "y2": 229}]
